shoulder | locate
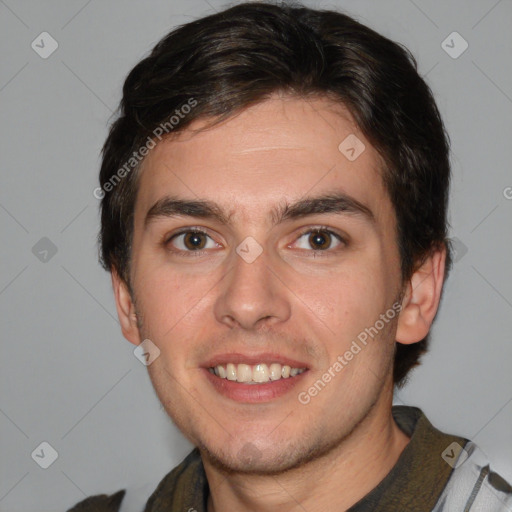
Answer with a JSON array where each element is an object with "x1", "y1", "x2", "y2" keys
[
  {"x1": 432, "y1": 440, "x2": 512, "y2": 511},
  {"x1": 391, "y1": 405, "x2": 512, "y2": 511},
  {"x1": 66, "y1": 489, "x2": 126, "y2": 512},
  {"x1": 65, "y1": 448, "x2": 205, "y2": 512}
]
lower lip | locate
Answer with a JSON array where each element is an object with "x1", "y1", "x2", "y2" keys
[{"x1": 202, "y1": 368, "x2": 309, "y2": 403}]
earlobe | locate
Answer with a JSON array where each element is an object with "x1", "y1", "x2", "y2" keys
[
  {"x1": 395, "y1": 246, "x2": 446, "y2": 345},
  {"x1": 111, "y1": 269, "x2": 141, "y2": 346}
]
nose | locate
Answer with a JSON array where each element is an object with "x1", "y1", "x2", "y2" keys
[{"x1": 213, "y1": 242, "x2": 292, "y2": 330}]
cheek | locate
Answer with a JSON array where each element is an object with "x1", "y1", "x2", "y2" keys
[
  {"x1": 132, "y1": 267, "x2": 187, "y2": 337},
  {"x1": 132, "y1": 263, "x2": 219, "y2": 359},
  {"x1": 294, "y1": 265, "x2": 387, "y2": 340}
]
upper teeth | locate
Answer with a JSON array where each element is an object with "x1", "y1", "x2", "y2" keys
[{"x1": 209, "y1": 363, "x2": 306, "y2": 383}]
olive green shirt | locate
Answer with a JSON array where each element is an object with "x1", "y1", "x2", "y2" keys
[{"x1": 67, "y1": 406, "x2": 512, "y2": 511}]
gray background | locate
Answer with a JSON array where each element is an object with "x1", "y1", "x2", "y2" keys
[{"x1": 0, "y1": 0, "x2": 511, "y2": 510}]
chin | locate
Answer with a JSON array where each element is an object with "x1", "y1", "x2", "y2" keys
[{"x1": 199, "y1": 435, "x2": 331, "y2": 476}]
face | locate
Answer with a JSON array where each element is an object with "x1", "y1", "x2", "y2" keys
[{"x1": 121, "y1": 95, "x2": 406, "y2": 473}]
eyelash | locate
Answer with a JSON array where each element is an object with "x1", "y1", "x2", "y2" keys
[{"x1": 163, "y1": 225, "x2": 347, "y2": 258}]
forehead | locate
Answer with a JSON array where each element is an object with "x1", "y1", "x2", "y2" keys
[{"x1": 134, "y1": 95, "x2": 393, "y2": 229}]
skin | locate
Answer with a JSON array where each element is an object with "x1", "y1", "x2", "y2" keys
[{"x1": 112, "y1": 94, "x2": 446, "y2": 511}]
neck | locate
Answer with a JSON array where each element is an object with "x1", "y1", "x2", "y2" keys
[{"x1": 203, "y1": 391, "x2": 410, "y2": 512}]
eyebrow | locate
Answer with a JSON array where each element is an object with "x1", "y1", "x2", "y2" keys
[{"x1": 144, "y1": 192, "x2": 376, "y2": 228}]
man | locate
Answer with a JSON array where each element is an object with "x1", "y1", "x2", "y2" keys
[{"x1": 69, "y1": 2, "x2": 512, "y2": 511}]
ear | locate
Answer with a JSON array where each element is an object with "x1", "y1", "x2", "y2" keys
[
  {"x1": 111, "y1": 269, "x2": 141, "y2": 346},
  {"x1": 395, "y1": 245, "x2": 446, "y2": 345}
]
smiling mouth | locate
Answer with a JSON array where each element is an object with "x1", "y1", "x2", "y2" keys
[{"x1": 208, "y1": 362, "x2": 307, "y2": 384}]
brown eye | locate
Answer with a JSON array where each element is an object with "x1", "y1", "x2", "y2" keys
[
  {"x1": 183, "y1": 231, "x2": 207, "y2": 250},
  {"x1": 168, "y1": 230, "x2": 217, "y2": 253},
  {"x1": 308, "y1": 230, "x2": 332, "y2": 250},
  {"x1": 293, "y1": 228, "x2": 345, "y2": 252}
]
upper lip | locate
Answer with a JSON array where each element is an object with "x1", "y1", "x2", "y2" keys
[{"x1": 202, "y1": 352, "x2": 310, "y2": 369}]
